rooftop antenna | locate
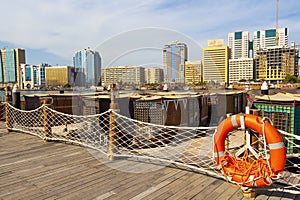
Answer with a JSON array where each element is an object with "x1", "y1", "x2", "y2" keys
[{"x1": 275, "y1": 0, "x2": 279, "y2": 46}]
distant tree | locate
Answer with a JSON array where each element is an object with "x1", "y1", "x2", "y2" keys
[
  {"x1": 284, "y1": 74, "x2": 299, "y2": 83},
  {"x1": 63, "y1": 83, "x2": 70, "y2": 88},
  {"x1": 239, "y1": 79, "x2": 247, "y2": 82},
  {"x1": 194, "y1": 81, "x2": 206, "y2": 86}
]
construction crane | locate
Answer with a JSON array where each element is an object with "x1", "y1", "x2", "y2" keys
[{"x1": 275, "y1": 0, "x2": 279, "y2": 46}]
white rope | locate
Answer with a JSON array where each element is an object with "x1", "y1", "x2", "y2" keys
[
  {"x1": 261, "y1": 117, "x2": 273, "y2": 172},
  {"x1": 112, "y1": 109, "x2": 217, "y2": 131}
]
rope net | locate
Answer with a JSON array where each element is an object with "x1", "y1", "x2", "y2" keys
[{"x1": 4, "y1": 103, "x2": 300, "y2": 193}]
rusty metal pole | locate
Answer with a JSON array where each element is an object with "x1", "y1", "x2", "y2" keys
[
  {"x1": 108, "y1": 84, "x2": 117, "y2": 161},
  {"x1": 241, "y1": 106, "x2": 257, "y2": 198}
]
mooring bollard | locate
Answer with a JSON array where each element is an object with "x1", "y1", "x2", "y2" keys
[
  {"x1": 12, "y1": 84, "x2": 20, "y2": 109},
  {"x1": 241, "y1": 186, "x2": 256, "y2": 198}
]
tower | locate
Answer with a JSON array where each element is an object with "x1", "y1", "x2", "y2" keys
[
  {"x1": 73, "y1": 49, "x2": 101, "y2": 87},
  {"x1": 228, "y1": 31, "x2": 250, "y2": 59},
  {"x1": 0, "y1": 48, "x2": 25, "y2": 88},
  {"x1": 253, "y1": 28, "x2": 288, "y2": 56},
  {"x1": 202, "y1": 40, "x2": 229, "y2": 84},
  {"x1": 162, "y1": 41, "x2": 187, "y2": 83}
]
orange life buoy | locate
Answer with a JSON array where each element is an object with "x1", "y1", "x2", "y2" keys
[{"x1": 213, "y1": 114, "x2": 286, "y2": 187}]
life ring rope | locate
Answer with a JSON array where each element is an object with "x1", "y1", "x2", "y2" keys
[
  {"x1": 213, "y1": 114, "x2": 286, "y2": 187},
  {"x1": 221, "y1": 149, "x2": 274, "y2": 187}
]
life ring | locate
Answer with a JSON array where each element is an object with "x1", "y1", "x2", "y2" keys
[{"x1": 213, "y1": 114, "x2": 286, "y2": 187}]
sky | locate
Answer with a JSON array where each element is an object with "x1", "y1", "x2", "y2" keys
[{"x1": 0, "y1": 0, "x2": 300, "y2": 67}]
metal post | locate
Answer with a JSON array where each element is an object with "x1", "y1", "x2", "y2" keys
[
  {"x1": 261, "y1": 81, "x2": 269, "y2": 95},
  {"x1": 241, "y1": 107, "x2": 257, "y2": 198},
  {"x1": 43, "y1": 99, "x2": 50, "y2": 143},
  {"x1": 108, "y1": 84, "x2": 117, "y2": 161}
]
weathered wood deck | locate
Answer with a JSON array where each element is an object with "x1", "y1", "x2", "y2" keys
[{"x1": 0, "y1": 126, "x2": 299, "y2": 199}]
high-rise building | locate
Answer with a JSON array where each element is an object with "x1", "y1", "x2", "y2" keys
[
  {"x1": 228, "y1": 31, "x2": 249, "y2": 59},
  {"x1": 45, "y1": 66, "x2": 75, "y2": 87},
  {"x1": 73, "y1": 48, "x2": 101, "y2": 87},
  {"x1": 163, "y1": 41, "x2": 187, "y2": 83},
  {"x1": 184, "y1": 61, "x2": 202, "y2": 84},
  {"x1": 253, "y1": 28, "x2": 288, "y2": 56},
  {"x1": 202, "y1": 40, "x2": 229, "y2": 84},
  {"x1": 103, "y1": 66, "x2": 145, "y2": 86},
  {"x1": 0, "y1": 48, "x2": 25, "y2": 88},
  {"x1": 254, "y1": 44, "x2": 299, "y2": 81},
  {"x1": 229, "y1": 58, "x2": 254, "y2": 83},
  {"x1": 20, "y1": 64, "x2": 47, "y2": 89},
  {"x1": 145, "y1": 67, "x2": 164, "y2": 84}
]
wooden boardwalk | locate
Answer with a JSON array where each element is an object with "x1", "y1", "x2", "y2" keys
[{"x1": 0, "y1": 128, "x2": 299, "y2": 199}]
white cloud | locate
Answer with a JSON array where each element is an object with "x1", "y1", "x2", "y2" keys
[{"x1": 0, "y1": 0, "x2": 299, "y2": 65}]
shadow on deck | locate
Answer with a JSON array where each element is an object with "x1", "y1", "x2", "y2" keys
[{"x1": 0, "y1": 130, "x2": 298, "y2": 200}]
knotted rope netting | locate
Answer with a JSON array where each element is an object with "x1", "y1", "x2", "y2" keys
[{"x1": 4, "y1": 103, "x2": 300, "y2": 193}]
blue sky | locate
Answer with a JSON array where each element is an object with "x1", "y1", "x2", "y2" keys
[{"x1": 0, "y1": 0, "x2": 299, "y2": 67}]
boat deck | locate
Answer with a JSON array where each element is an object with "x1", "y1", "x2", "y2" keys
[{"x1": 0, "y1": 125, "x2": 299, "y2": 199}]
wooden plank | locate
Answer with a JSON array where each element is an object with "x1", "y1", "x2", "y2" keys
[
  {"x1": 58, "y1": 161, "x2": 161, "y2": 199},
  {"x1": 148, "y1": 172, "x2": 200, "y2": 199},
  {"x1": 162, "y1": 172, "x2": 221, "y2": 199},
  {"x1": 97, "y1": 165, "x2": 179, "y2": 199},
  {"x1": 184, "y1": 177, "x2": 224, "y2": 199},
  {"x1": 210, "y1": 181, "x2": 236, "y2": 199},
  {"x1": 110, "y1": 168, "x2": 183, "y2": 199},
  {"x1": 29, "y1": 159, "x2": 140, "y2": 199},
  {"x1": 0, "y1": 158, "x2": 95, "y2": 198},
  {"x1": 0, "y1": 129, "x2": 298, "y2": 200},
  {"x1": 129, "y1": 179, "x2": 174, "y2": 200},
  {"x1": 128, "y1": 170, "x2": 187, "y2": 200},
  {"x1": 64, "y1": 162, "x2": 180, "y2": 199}
]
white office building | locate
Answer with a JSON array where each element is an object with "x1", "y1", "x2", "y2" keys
[
  {"x1": 228, "y1": 31, "x2": 249, "y2": 59},
  {"x1": 229, "y1": 58, "x2": 254, "y2": 83},
  {"x1": 253, "y1": 28, "x2": 288, "y2": 55}
]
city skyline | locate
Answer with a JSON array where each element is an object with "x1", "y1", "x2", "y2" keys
[{"x1": 0, "y1": 1, "x2": 300, "y2": 66}]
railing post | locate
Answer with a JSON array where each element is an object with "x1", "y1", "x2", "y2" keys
[
  {"x1": 43, "y1": 99, "x2": 50, "y2": 143},
  {"x1": 5, "y1": 102, "x2": 10, "y2": 134},
  {"x1": 108, "y1": 84, "x2": 117, "y2": 161},
  {"x1": 5, "y1": 86, "x2": 11, "y2": 133}
]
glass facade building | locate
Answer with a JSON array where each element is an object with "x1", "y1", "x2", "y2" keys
[
  {"x1": 0, "y1": 48, "x2": 26, "y2": 87},
  {"x1": 5, "y1": 48, "x2": 16, "y2": 83},
  {"x1": 163, "y1": 42, "x2": 187, "y2": 83},
  {"x1": 73, "y1": 49, "x2": 101, "y2": 87}
]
